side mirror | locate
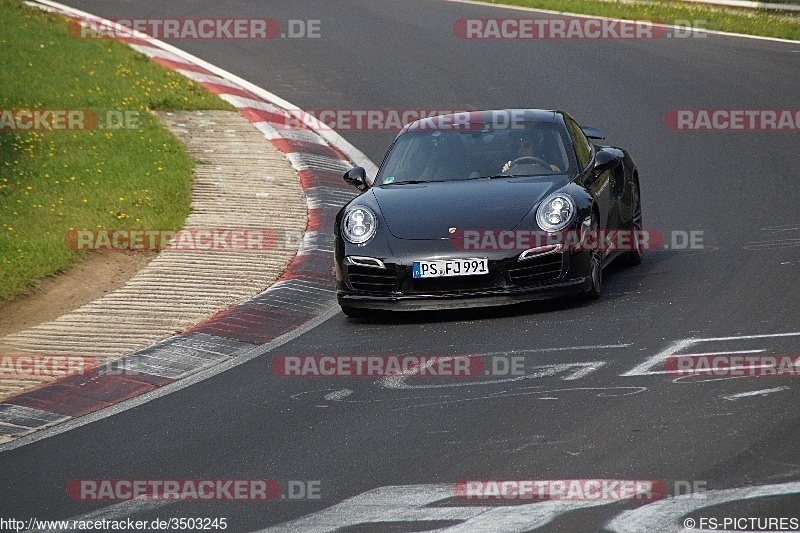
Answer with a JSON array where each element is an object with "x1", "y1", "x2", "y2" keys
[
  {"x1": 593, "y1": 148, "x2": 621, "y2": 174},
  {"x1": 582, "y1": 127, "x2": 605, "y2": 140},
  {"x1": 343, "y1": 167, "x2": 368, "y2": 191}
]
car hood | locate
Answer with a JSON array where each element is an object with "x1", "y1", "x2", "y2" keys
[{"x1": 370, "y1": 178, "x2": 562, "y2": 240}]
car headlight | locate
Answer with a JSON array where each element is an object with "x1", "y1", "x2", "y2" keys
[
  {"x1": 342, "y1": 206, "x2": 377, "y2": 244},
  {"x1": 536, "y1": 193, "x2": 576, "y2": 232}
]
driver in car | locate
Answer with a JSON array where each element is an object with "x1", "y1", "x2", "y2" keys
[{"x1": 502, "y1": 131, "x2": 561, "y2": 173}]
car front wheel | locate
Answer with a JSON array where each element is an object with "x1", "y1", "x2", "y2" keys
[
  {"x1": 582, "y1": 214, "x2": 602, "y2": 300},
  {"x1": 626, "y1": 179, "x2": 643, "y2": 266}
]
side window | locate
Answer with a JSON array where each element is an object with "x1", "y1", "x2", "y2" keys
[{"x1": 565, "y1": 118, "x2": 592, "y2": 170}]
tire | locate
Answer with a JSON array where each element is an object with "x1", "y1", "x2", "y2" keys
[
  {"x1": 582, "y1": 214, "x2": 602, "y2": 300},
  {"x1": 625, "y1": 179, "x2": 643, "y2": 266}
]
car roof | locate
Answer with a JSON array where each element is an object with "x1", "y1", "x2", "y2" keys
[{"x1": 398, "y1": 109, "x2": 563, "y2": 135}]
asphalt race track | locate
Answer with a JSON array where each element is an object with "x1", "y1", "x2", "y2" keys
[{"x1": 2, "y1": 1, "x2": 800, "y2": 531}]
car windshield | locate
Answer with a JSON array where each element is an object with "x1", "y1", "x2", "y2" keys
[{"x1": 375, "y1": 121, "x2": 577, "y2": 185}]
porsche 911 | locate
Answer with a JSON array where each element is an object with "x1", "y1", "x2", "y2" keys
[{"x1": 334, "y1": 109, "x2": 642, "y2": 317}]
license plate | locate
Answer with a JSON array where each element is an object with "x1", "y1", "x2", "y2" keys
[{"x1": 412, "y1": 258, "x2": 489, "y2": 278}]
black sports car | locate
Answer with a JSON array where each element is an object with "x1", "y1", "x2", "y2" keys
[{"x1": 334, "y1": 109, "x2": 642, "y2": 317}]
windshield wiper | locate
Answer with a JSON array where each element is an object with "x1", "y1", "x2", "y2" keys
[
  {"x1": 383, "y1": 179, "x2": 450, "y2": 185},
  {"x1": 466, "y1": 173, "x2": 515, "y2": 180}
]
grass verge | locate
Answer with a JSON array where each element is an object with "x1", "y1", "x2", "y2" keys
[
  {"x1": 473, "y1": 0, "x2": 800, "y2": 41},
  {"x1": 0, "y1": 0, "x2": 234, "y2": 302}
]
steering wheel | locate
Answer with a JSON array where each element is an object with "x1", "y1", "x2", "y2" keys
[{"x1": 508, "y1": 156, "x2": 551, "y2": 169}]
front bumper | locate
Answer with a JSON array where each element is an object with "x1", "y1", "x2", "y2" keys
[
  {"x1": 338, "y1": 276, "x2": 591, "y2": 311},
  {"x1": 336, "y1": 248, "x2": 593, "y2": 312}
]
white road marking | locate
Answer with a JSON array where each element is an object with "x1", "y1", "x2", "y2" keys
[
  {"x1": 671, "y1": 375, "x2": 749, "y2": 383},
  {"x1": 254, "y1": 484, "x2": 617, "y2": 533},
  {"x1": 668, "y1": 350, "x2": 766, "y2": 356},
  {"x1": 480, "y1": 343, "x2": 632, "y2": 356},
  {"x1": 761, "y1": 224, "x2": 800, "y2": 231},
  {"x1": 374, "y1": 344, "x2": 627, "y2": 390},
  {"x1": 391, "y1": 386, "x2": 648, "y2": 410},
  {"x1": 743, "y1": 238, "x2": 800, "y2": 250},
  {"x1": 323, "y1": 389, "x2": 352, "y2": 401},
  {"x1": 605, "y1": 482, "x2": 800, "y2": 533},
  {"x1": 694, "y1": 331, "x2": 800, "y2": 343},
  {"x1": 378, "y1": 362, "x2": 606, "y2": 390},
  {"x1": 255, "y1": 481, "x2": 800, "y2": 532},
  {"x1": 24, "y1": 498, "x2": 172, "y2": 533},
  {"x1": 622, "y1": 338, "x2": 697, "y2": 377},
  {"x1": 623, "y1": 332, "x2": 800, "y2": 377},
  {"x1": 722, "y1": 386, "x2": 791, "y2": 401},
  {"x1": 290, "y1": 388, "x2": 453, "y2": 405}
]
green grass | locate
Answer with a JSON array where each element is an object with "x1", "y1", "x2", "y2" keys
[
  {"x1": 0, "y1": 0, "x2": 234, "y2": 302},
  {"x1": 475, "y1": 0, "x2": 800, "y2": 41}
]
